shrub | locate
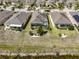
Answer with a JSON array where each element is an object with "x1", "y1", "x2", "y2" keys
[{"x1": 68, "y1": 25, "x2": 74, "y2": 30}]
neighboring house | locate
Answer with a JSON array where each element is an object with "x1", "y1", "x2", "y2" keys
[
  {"x1": 47, "y1": 0, "x2": 56, "y2": 5},
  {"x1": 2, "y1": 0, "x2": 36, "y2": 4},
  {"x1": 36, "y1": 0, "x2": 46, "y2": 6},
  {"x1": 30, "y1": 12, "x2": 48, "y2": 36},
  {"x1": 2, "y1": 0, "x2": 18, "y2": 3},
  {"x1": 50, "y1": 12, "x2": 72, "y2": 29},
  {"x1": 1, "y1": 0, "x2": 79, "y2": 3},
  {"x1": 58, "y1": 0, "x2": 64, "y2": 3},
  {"x1": 4, "y1": 12, "x2": 31, "y2": 31},
  {"x1": 70, "y1": 12, "x2": 79, "y2": 26},
  {"x1": 31, "y1": 12, "x2": 48, "y2": 29},
  {"x1": 0, "y1": 0, "x2": 2, "y2": 3},
  {"x1": 25, "y1": 0, "x2": 36, "y2": 5},
  {"x1": 47, "y1": 0, "x2": 66, "y2": 4},
  {"x1": 0, "y1": 10, "x2": 14, "y2": 25}
]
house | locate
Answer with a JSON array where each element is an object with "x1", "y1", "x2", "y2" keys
[
  {"x1": 31, "y1": 12, "x2": 48, "y2": 29},
  {"x1": 0, "y1": 10, "x2": 14, "y2": 25},
  {"x1": 2, "y1": 0, "x2": 36, "y2": 4},
  {"x1": 50, "y1": 12, "x2": 73, "y2": 29},
  {"x1": 4, "y1": 12, "x2": 31, "y2": 31},
  {"x1": 30, "y1": 12, "x2": 48, "y2": 36},
  {"x1": 2, "y1": 0, "x2": 18, "y2": 3},
  {"x1": 36, "y1": 0, "x2": 46, "y2": 6},
  {"x1": 25, "y1": 0, "x2": 36, "y2": 5},
  {"x1": 47, "y1": 0, "x2": 56, "y2": 5}
]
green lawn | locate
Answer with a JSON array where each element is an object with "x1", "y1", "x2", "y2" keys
[
  {"x1": 24, "y1": 14, "x2": 32, "y2": 32},
  {"x1": 49, "y1": 28, "x2": 77, "y2": 38},
  {"x1": 47, "y1": 13, "x2": 77, "y2": 38},
  {"x1": 0, "y1": 45, "x2": 79, "y2": 53},
  {"x1": 58, "y1": 29, "x2": 77, "y2": 37}
]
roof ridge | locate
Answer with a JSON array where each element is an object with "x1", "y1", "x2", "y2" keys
[{"x1": 4, "y1": 12, "x2": 20, "y2": 25}]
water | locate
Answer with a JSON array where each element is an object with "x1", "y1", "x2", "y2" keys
[{"x1": 0, "y1": 55, "x2": 79, "y2": 59}]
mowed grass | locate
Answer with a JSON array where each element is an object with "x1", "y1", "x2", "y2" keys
[
  {"x1": 49, "y1": 28, "x2": 77, "y2": 38},
  {"x1": 0, "y1": 30, "x2": 77, "y2": 53},
  {"x1": 47, "y1": 13, "x2": 77, "y2": 38},
  {"x1": 24, "y1": 13, "x2": 32, "y2": 32},
  {"x1": 24, "y1": 23, "x2": 31, "y2": 32},
  {"x1": 1, "y1": 45, "x2": 79, "y2": 53},
  {"x1": 0, "y1": 34, "x2": 78, "y2": 53},
  {"x1": 0, "y1": 45, "x2": 18, "y2": 51},
  {"x1": 47, "y1": 14, "x2": 59, "y2": 37},
  {"x1": 58, "y1": 29, "x2": 77, "y2": 37}
]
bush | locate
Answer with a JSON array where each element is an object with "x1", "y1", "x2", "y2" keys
[
  {"x1": 68, "y1": 25, "x2": 74, "y2": 30},
  {"x1": 37, "y1": 26, "x2": 44, "y2": 36},
  {"x1": 11, "y1": 7, "x2": 15, "y2": 11}
]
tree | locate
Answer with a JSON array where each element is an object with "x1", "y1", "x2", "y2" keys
[
  {"x1": 3, "y1": 5, "x2": 7, "y2": 9},
  {"x1": 51, "y1": 3, "x2": 58, "y2": 9},
  {"x1": 8, "y1": 1, "x2": 12, "y2": 5},
  {"x1": 18, "y1": 3, "x2": 24, "y2": 9},
  {"x1": 74, "y1": 2, "x2": 79, "y2": 10},
  {"x1": 37, "y1": 26, "x2": 44, "y2": 36},
  {"x1": 13, "y1": 1, "x2": 25, "y2": 9},
  {"x1": 0, "y1": 1, "x2": 3, "y2": 6},
  {"x1": 29, "y1": 0, "x2": 37, "y2": 10},
  {"x1": 11, "y1": 7, "x2": 15, "y2": 11},
  {"x1": 69, "y1": 3, "x2": 72, "y2": 9},
  {"x1": 57, "y1": 3, "x2": 64, "y2": 10}
]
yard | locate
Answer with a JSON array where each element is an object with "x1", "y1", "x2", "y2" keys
[
  {"x1": 0, "y1": 27, "x2": 78, "y2": 53},
  {"x1": 50, "y1": 28, "x2": 77, "y2": 38}
]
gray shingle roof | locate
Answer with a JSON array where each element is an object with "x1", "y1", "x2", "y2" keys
[
  {"x1": 36, "y1": 0, "x2": 46, "y2": 6},
  {"x1": 70, "y1": 12, "x2": 79, "y2": 16},
  {"x1": 47, "y1": 0, "x2": 56, "y2": 4},
  {"x1": 51, "y1": 12, "x2": 71, "y2": 24},
  {"x1": 0, "y1": 10, "x2": 14, "y2": 25},
  {"x1": 1, "y1": 0, "x2": 35, "y2": 4},
  {"x1": 26, "y1": 0, "x2": 36, "y2": 4},
  {"x1": 70, "y1": 12, "x2": 79, "y2": 24},
  {"x1": 0, "y1": 0, "x2": 77, "y2": 3},
  {"x1": 4, "y1": 12, "x2": 31, "y2": 26},
  {"x1": 32, "y1": 12, "x2": 48, "y2": 26}
]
